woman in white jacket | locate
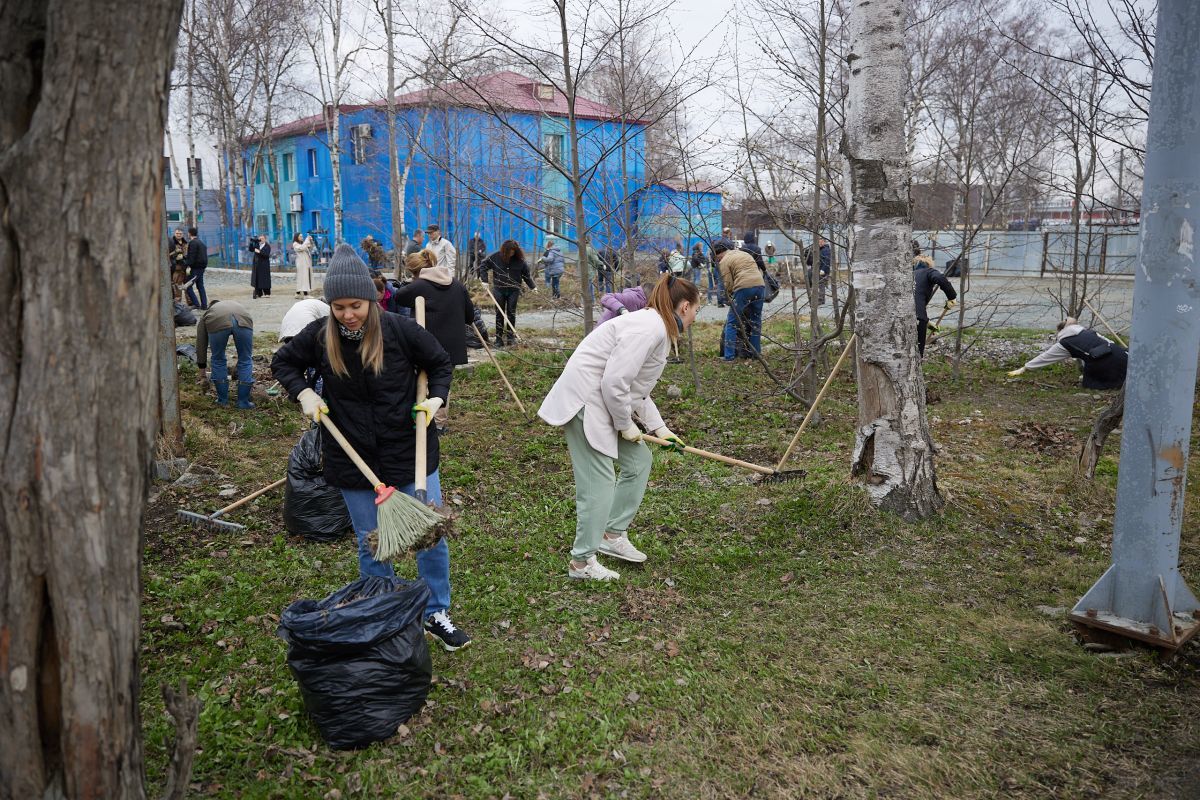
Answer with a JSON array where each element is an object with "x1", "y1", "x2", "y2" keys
[
  {"x1": 292, "y1": 233, "x2": 315, "y2": 298},
  {"x1": 538, "y1": 274, "x2": 700, "y2": 581}
]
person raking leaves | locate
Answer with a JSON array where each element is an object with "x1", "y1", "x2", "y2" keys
[
  {"x1": 271, "y1": 244, "x2": 472, "y2": 651},
  {"x1": 538, "y1": 273, "x2": 699, "y2": 581}
]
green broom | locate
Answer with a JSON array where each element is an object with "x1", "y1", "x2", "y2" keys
[{"x1": 317, "y1": 415, "x2": 447, "y2": 560}]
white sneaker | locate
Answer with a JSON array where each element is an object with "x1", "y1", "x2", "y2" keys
[
  {"x1": 598, "y1": 534, "x2": 647, "y2": 563},
  {"x1": 568, "y1": 556, "x2": 621, "y2": 581}
]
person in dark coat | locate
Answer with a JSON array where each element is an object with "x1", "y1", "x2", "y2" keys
[
  {"x1": 394, "y1": 249, "x2": 478, "y2": 433},
  {"x1": 479, "y1": 239, "x2": 536, "y2": 346},
  {"x1": 468, "y1": 233, "x2": 487, "y2": 279},
  {"x1": 184, "y1": 227, "x2": 209, "y2": 309},
  {"x1": 740, "y1": 231, "x2": 766, "y2": 270},
  {"x1": 913, "y1": 241, "x2": 957, "y2": 356},
  {"x1": 250, "y1": 234, "x2": 272, "y2": 298},
  {"x1": 169, "y1": 228, "x2": 188, "y2": 301},
  {"x1": 1008, "y1": 318, "x2": 1127, "y2": 389},
  {"x1": 804, "y1": 237, "x2": 831, "y2": 305},
  {"x1": 271, "y1": 243, "x2": 470, "y2": 652}
]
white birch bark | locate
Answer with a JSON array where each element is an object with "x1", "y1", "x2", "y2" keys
[{"x1": 843, "y1": 0, "x2": 943, "y2": 520}]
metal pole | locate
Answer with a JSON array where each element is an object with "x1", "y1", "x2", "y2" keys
[
  {"x1": 1071, "y1": 0, "x2": 1200, "y2": 650},
  {"x1": 159, "y1": 214, "x2": 185, "y2": 456}
]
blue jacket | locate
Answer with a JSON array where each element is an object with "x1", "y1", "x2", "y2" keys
[{"x1": 541, "y1": 247, "x2": 565, "y2": 277}]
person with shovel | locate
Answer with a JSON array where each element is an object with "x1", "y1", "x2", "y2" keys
[
  {"x1": 538, "y1": 273, "x2": 699, "y2": 582},
  {"x1": 271, "y1": 244, "x2": 471, "y2": 651}
]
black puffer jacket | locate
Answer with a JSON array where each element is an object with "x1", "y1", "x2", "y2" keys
[
  {"x1": 392, "y1": 279, "x2": 476, "y2": 365},
  {"x1": 271, "y1": 314, "x2": 454, "y2": 490},
  {"x1": 913, "y1": 256, "x2": 957, "y2": 321},
  {"x1": 480, "y1": 251, "x2": 535, "y2": 291}
]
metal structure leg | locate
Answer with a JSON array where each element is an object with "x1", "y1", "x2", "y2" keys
[{"x1": 1070, "y1": 0, "x2": 1200, "y2": 651}]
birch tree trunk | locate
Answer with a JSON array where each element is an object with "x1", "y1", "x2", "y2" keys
[
  {"x1": 385, "y1": 0, "x2": 404, "y2": 272},
  {"x1": 556, "y1": 0, "x2": 595, "y2": 331},
  {"x1": 330, "y1": 103, "x2": 344, "y2": 242},
  {"x1": 0, "y1": 2, "x2": 184, "y2": 798},
  {"x1": 843, "y1": 0, "x2": 943, "y2": 520}
]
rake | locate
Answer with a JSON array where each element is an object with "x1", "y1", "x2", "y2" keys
[
  {"x1": 177, "y1": 477, "x2": 286, "y2": 532},
  {"x1": 641, "y1": 435, "x2": 806, "y2": 483}
]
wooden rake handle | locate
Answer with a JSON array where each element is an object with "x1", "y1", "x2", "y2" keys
[
  {"x1": 211, "y1": 477, "x2": 287, "y2": 519},
  {"x1": 483, "y1": 285, "x2": 521, "y2": 340},
  {"x1": 776, "y1": 333, "x2": 856, "y2": 472},
  {"x1": 1082, "y1": 298, "x2": 1128, "y2": 348},
  {"x1": 641, "y1": 434, "x2": 778, "y2": 476},
  {"x1": 472, "y1": 322, "x2": 528, "y2": 417}
]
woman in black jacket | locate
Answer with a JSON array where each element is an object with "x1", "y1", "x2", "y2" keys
[
  {"x1": 479, "y1": 239, "x2": 536, "y2": 346},
  {"x1": 271, "y1": 244, "x2": 471, "y2": 651},
  {"x1": 393, "y1": 249, "x2": 478, "y2": 432},
  {"x1": 250, "y1": 235, "x2": 272, "y2": 298}
]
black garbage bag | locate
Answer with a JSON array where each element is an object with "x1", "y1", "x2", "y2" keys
[
  {"x1": 284, "y1": 427, "x2": 353, "y2": 541},
  {"x1": 465, "y1": 306, "x2": 489, "y2": 349},
  {"x1": 278, "y1": 576, "x2": 433, "y2": 750},
  {"x1": 174, "y1": 301, "x2": 197, "y2": 327},
  {"x1": 175, "y1": 344, "x2": 198, "y2": 364}
]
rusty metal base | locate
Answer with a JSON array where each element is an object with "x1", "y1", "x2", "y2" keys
[{"x1": 1069, "y1": 609, "x2": 1200, "y2": 652}]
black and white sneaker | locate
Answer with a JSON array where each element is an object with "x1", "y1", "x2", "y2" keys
[{"x1": 424, "y1": 611, "x2": 472, "y2": 651}]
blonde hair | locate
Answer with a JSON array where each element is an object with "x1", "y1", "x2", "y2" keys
[
  {"x1": 405, "y1": 250, "x2": 435, "y2": 277},
  {"x1": 646, "y1": 273, "x2": 699, "y2": 345},
  {"x1": 325, "y1": 301, "x2": 385, "y2": 378}
]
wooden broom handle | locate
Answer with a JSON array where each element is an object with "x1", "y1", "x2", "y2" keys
[
  {"x1": 1082, "y1": 298, "x2": 1128, "y2": 348},
  {"x1": 211, "y1": 477, "x2": 287, "y2": 518},
  {"x1": 414, "y1": 297, "x2": 429, "y2": 494},
  {"x1": 319, "y1": 416, "x2": 385, "y2": 488},
  {"x1": 641, "y1": 434, "x2": 778, "y2": 476}
]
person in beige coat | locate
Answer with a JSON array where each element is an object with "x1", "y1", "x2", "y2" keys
[
  {"x1": 538, "y1": 274, "x2": 700, "y2": 581},
  {"x1": 292, "y1": 233, "x2": 315, "y2": 297}
]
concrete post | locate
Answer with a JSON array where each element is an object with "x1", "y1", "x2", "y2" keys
[{"x1": 1071, "y1": 0, "x2": 1200, "y2": 649}]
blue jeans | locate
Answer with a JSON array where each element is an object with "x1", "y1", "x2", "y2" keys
[
  {"x1": 186, "y1": 267, "x2": 207, "y2": 308},
  {"x1": 545, "y1": 274, "x2": 561, "y2": 297},
  {"x1": 209, "y1": 318, "x2": 254, "y2": 384},
  {"x1": 707, "y1": 266, "x2": 725, "y2": 303},
  {"x1": 339, "y1": 470, "x2": 450, "y2": 617},
  {"x1": 723, "y1": 286, "x2": 765, "y2": 360}
]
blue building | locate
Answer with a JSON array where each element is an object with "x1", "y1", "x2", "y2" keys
[
  {"x1": 229, "y1": 71, "x2": 721, "y2": 267},
  {"x1": 632, "y1": 180, "x2": 724, "y2": 254}
]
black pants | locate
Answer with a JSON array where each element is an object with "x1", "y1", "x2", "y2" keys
[
  {"x1": 917, "y1": 318, "x2": 929, "y2": 356},
  {"x1": 494, "y1": 288, "x2": 520, "y2": 343}
]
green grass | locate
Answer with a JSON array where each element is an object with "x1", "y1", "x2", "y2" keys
[{"x1": 142, "y1": 321, "x2": 1200, "y2": 799}]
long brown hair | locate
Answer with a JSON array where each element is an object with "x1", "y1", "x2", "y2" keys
[
  {"x1": 405, "y1": 249, "x2": 435, "y2": 277},
  {"x1": 647, "y1": 273, "x2": 698, "y2": 345},
  {"x1": 325, "y1": 301, "x2": 385, "y2": 378},
  {"x1": 500, "y1": 239, "x2": 524, "y2": 262}
]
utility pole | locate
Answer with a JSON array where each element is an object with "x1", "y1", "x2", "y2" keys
[{"x1": 1069, "y1": 0, "x2": 1200, "y2": 651}]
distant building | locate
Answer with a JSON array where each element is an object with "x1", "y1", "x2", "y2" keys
[
  {"x1": 225, "y1": 71, "x2": 720, "y2": 267},
  {"x1": 633, "y1": 180, "x2": 723, "y2": 253}
]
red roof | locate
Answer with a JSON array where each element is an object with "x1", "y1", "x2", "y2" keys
[
  {"x1": 262, "y1": 71, "x2": 642, "y2": 141},
  {"x1": 655, "y1": 178, "x2": 723, "y2": 195}
]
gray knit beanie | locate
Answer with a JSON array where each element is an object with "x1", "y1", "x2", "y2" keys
[{"x1": 323, "y1": 243, "x2": 376, "y2": 302}]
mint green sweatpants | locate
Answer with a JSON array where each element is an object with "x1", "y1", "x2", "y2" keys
[{"x1": 563, "y1": 409, "x2": 653, "y2": 561}]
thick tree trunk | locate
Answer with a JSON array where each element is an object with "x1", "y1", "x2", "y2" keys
[
  {"x1": 843, "y1": 0, "x2": 943, "y2": 520},
  {"x1": 0, "y1": 2, "x2": 184, "y2": 799},
  {"x1": 1078, "y1": 387, "x2": 1125, "y2": 480}
]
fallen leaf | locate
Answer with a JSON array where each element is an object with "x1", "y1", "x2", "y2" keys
[
  {"x1": 665, "y1": 641, "x2": 680, "y2": 658},
  {"x1": 780, "y1": 572, "x2": 794, "y2": 584},
  {"x1": 624, "y1": 691, "x2": 640, "y2": 705}
]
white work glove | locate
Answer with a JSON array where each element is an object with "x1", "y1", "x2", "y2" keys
[
  {"x1": 412, "y1": 397, "x2": 443, "y2": 428},
  {"x1": 944, "y1": 299, "x2": 958, "y2": 311},
  {"x1": 619, "y1": 307, "x2": 630, "y2": 315},
  {"x1": 1006, "y1": 367, "x2": 1026, "y2": 378},
  {"x1": 619, "y1": 425, "x2": 643, "y2": 443},
  {"x1": 298, "y1": 388, "x2": 328, "y2": 422},
  {"x1": 654, "y1": 426, "x2": 684, "y2": 451},
  {"x1": 480, "y1": 282, "x2": 489, "y2": 291}
]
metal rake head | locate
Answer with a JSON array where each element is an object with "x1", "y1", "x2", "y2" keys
[{"x1": 176, "y1": 510, "x2": 246, "y2": 532}]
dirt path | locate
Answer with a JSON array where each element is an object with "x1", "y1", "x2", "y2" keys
[{"x1": 189, "y1": 268, "x2": 1135, "y2": 337}]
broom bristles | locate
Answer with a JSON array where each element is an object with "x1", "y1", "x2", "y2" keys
[{"x1": 372, "y1": 490, "x2": 448, "y2": 561}]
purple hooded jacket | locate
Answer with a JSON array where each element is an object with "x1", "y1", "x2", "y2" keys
[{"x1": 596, "y1": 287, "x2": 648, "y2": 326}]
